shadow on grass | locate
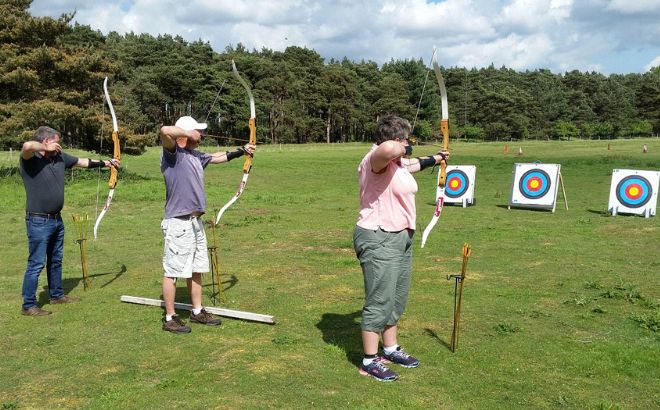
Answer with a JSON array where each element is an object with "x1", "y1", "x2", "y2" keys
[
  {"x1": 587, "y1": 209, "x2": 611, "y2": 216},
  {"x1": 316, "y1": 310, "x2": 363, "y2": 368},
  {"x1": 202, "y1": 274, "x2": 238, "y2": 292},
  {"x1": 495, "y1": 204, "x2": 554, "y2": 212},
  {"x1": 423, "y1": 328, "x2": 452, "y2": 351},
  {"x1": 202, "y1": 274, "x2": 238, "y2": 307},
  {"x1": 37, "y1": 264, "x2": 127, "y2": 305}
]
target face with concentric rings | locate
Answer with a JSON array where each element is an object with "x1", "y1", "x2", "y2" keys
[
  {"x1": 615, "y1": 175, "x2": 652, "y2": 208},
  {"x1": 445, "y1": 170, "x2": 469, "y2": 198},
  {"x1": 519, "y1": 169, "x2": 551, "y2": 199}
]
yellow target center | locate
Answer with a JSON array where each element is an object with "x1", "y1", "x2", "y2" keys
[
  {"x1": 450, "y1": 180, "x2": 459, "y2": 188},
  {"x1": 629, "y1": 187, "x2": 639, "y2": 196},
  {"x1": 530, "y1": 180, "x2": 540, "y2": 189}
]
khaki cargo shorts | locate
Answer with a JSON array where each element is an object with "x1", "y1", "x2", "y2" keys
[{"x1": 161, "y1": 216, "x2": 209, "y2": 278}]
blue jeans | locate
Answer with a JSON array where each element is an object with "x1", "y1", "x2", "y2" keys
[{"x1": 22, "y1": 215, "x2": 65, "y2": 309}]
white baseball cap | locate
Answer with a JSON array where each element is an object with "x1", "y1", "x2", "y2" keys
[{"x1": 175, "y1": 116, "x2": 207, "y2": 131}]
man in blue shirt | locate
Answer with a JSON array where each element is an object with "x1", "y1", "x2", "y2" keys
[{"x1": 159, "y1": 116, "x2": 255, "y2": 333}]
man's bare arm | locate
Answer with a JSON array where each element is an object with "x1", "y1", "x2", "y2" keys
[{"x1": 21, "y1": 141, "x2": 61, "y2": 160}]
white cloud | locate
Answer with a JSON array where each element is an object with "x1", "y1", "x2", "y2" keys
[
  {"x1": 496, "y1": 0, "x2": 573, "y2": 33},
  {"x1": 644, "y1": 56, "x2": 660, "y2": 71},
  {"x1": 606, "y1": 0, "x2": 660, "y2": 14},
  {"x1": 380, "y1": 0, "x2": 495, "y2": 39},
  {"x1": 447, "y1": 33, "x2": 555, "y2": 70}
]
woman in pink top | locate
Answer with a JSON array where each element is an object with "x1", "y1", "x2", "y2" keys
[{"x1": 353, "y1": 115, "x2": 448, "y2": 382}]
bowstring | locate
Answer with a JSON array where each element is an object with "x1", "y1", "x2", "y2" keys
[
  {"x1": 411, "y1": 67, "x2": 431, "y2": 135},
  {"x1": 204, "y1": 79, "x2": 227, "y2": 124},
  {"x1": 411, "y1": 48, "x2": 437, "y2": 136}
]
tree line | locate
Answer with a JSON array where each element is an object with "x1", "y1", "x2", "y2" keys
[{"x1": 1, "y1": 0, "x2": 658, "y2": 154}]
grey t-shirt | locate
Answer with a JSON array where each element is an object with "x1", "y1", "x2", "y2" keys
[
  {"x1": 161, "y1": 146, "x2": 212, "y2": 219},
  {"x1": 19, "y1": 151, "x2": 78, "y2": 214}
]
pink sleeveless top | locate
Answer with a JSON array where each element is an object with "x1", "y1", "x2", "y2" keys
[{"x1": 356, "y1": 145, "x2": 418, "y2": 231}]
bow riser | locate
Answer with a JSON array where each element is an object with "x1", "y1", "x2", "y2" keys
[
  {"x1": 438, "y1": 118, "x2": 449, "y2": 187},
  {"x1": 108, "y1": 130, "x2": 120, "y2": 188},
  {"x1": 243, "y1": 117, "x2": 256, "y2": 173}
]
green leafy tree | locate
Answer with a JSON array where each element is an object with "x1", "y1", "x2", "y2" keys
[{"x1": 553, "y1": 120, "x2": 579, "y2": 140}]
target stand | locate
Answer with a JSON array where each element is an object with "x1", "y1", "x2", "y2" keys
[
  {"x1": 442, "y1": 165, "x2": 476, "y2": 208},
  {"x1": 508, "y1": 163, "x2": 567, "y2": 212},
  {"x1": 608, "y1": 169, "x2": 659, "y2": 218}
]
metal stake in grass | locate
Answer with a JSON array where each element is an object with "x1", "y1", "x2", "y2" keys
[
  {"x1": 447, "y1": 243, "x2": 471, "y2": 352},
  {"x1": 72, "y1": 214, "x2": 91, "y2": 290},
  {"x1": 207, "y1": 215, "x2": 224, "y2": 306}
]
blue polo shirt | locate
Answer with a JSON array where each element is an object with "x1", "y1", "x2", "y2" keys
[{"x1": 161, "y1": 146, "x2": 212, "y2": 219}]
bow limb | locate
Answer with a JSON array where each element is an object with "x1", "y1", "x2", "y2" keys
[
  {"x1": 93, "y1": 77, "x2": 121, "y2": 239},
  {"x1": 420, "y1": 52, "x2": 450, "y2": 248},
  {"x1": 215, "y1": 60, "x2": 257, "y2": 225}
]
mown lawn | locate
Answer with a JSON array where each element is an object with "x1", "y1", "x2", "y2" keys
[{"x1": 0, "y1": 138, "x2": 658, "y2": 409}]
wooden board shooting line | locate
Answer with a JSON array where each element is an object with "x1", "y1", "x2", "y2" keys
[{"x1": 120, "y1": 295, "x2": 275, "y2": 324}]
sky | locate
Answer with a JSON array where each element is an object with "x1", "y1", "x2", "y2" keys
[{"x1": 29, "y1": 0, "x2": 660, "y2": 74}]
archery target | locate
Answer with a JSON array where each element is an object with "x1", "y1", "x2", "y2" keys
[
  {"x1": 509, "y1": 163, "x2": 561, "y2": 211},
  {"x1": 519, "y1": 169, "x2": 551, "y2": 199},
  {"x1": 443, "y1": 165, "x2": 476, "y2": 206},
  {"x1": 608, "y1": 169, "x2": 659, "y2": 217}
]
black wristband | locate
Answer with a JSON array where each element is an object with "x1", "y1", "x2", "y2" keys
[
  {"x1": 417, "y1": 156, "x2": 436, "y2": 171},
  {"x1": 88, "y1": 158, "x2": 105, "y2": 168},
  {"x1": 226, "y1": 149, "x2": 245, "y2": 161}
]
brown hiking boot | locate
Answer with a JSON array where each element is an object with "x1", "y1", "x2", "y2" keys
[
  {"x1": 50, "y1": 295, "x2": 81, "y2": 304},
  {"x1": 162, "y1": 315, "x2": 191, "y2": 333},
  {"x1": 22, "y1": 306, "x2": 52, "y2": 316},
  {"x1": 190, "y1": 309, "x2": 222, "y2": 326}
]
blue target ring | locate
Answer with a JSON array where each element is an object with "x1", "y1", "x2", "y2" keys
[
  {"x1": 519, "y1": 169, "x2": 551, "y2": 199},
  {"x1": 445, "y1": 170, "x2": 469, "y2": 198},
  {"x1": 616, "y1": 175, "x2": 652, "y2": 208}
]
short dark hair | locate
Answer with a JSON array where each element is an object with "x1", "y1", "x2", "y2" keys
[
  {"x1": 374, "y1": 115, "x2": 411, "y2": 145},
  {"x1": 34, "y1": 126, "x2": 60, "y2": 143}
]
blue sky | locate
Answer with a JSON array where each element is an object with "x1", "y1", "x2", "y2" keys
[{"x1": 30, "y1": 0, "x2": 660, "y2": 74}]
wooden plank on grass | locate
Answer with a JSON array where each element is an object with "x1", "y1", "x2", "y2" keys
[{"x1": 120, "y1": 295, "x2": 276, "y2": 324}]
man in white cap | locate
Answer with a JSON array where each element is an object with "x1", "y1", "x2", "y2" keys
[{"x1": 159, "y1": 116, "x2": 255, "y2": 333}]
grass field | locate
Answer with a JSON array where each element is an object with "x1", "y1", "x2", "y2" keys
[{"x1": 0, "y1": 139, "x2": 658, "y2": 409}]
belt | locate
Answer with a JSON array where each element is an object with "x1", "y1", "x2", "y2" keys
[
  {"x1": 174, "y1": 213, "x2": 203, "y2": 220},
  {"x1": 26, "y1": 212, "x2": 61, "y2": 219}
]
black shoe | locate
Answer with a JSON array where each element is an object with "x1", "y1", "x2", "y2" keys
[
  {"x1": 162, "y1": 315, "x2": 191, "y2": 333},
  {"x1": 383, "y1": 347, "x2": 420, "y2": 368},
  {"x1": 358, "y1": 357, "x2": 399, "y2": 382}
]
